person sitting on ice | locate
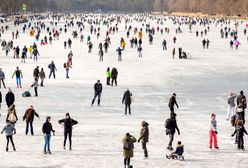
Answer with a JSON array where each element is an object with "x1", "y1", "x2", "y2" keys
[{"x1": 166, "y1": 141, "x2": 184, "y2": 160}]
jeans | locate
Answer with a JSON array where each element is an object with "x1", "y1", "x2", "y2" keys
[
  {"x1": 44, "y1": 134, "x2": 51, "y2": 152},
  {"x1": 33, "y1": 55, "x2": 38, "y2": 61},
  {"x1": 16, "y1": 77, "x2": 21, "y2": 86},
  {"x1": 92, "y1": 92, "x2": 101, "y2": 105},
  {"x1": 26, "y1": 120, "x2": 34, "y2": 135},
  {"x1": 66, "y1": 69, "x2": 69, "y2": 78},
  {"x1": 49, "y1": 70, "x2": 56, "y2": 79},
  {"x1": 118, "y1": 55, "x2": 122, "y2": 61},
  {"x1": 64, "y1": 130, "x2": 72, "y2": 148}
]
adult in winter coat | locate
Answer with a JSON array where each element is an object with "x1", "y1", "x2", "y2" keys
[
  {"x1": 91, "y1": 80, "x2": 102, "y2": 106},
  {"x1": 42, "y1": 116, "x2": 55, "y2": 154},
  {"x1": 39, "y1": 68, "x2": 46, "y2": 87},
  {"x1": 231, "y1": 120, "x2": 248, "y2": 150},
  {"x1": 33, "y1": 66, "x2": 39, "y2": 78},
  {"x1": 5, "y1": 88, "x2": 15, "y2": 108},
  {"x1": 111, "y1": 67, "x2": 118, "y2": 86},
  {"x1": 138, "y1": 121, "x2": 149, "y2": 158},
  {"x1": 209, "y1": 113, "x2": 219, "y2": 149},
  {"x1": 12, "y1": 67, "x2": 23, "y2": 88},
  {"x1": 32, "y1": 48, "x2": 39, "y2": 61},
  {"x1": 1, "y1": 122, "x2": 16, "y2": 152},
  {"x1": 227, "y1": 92, "x2": 237, "y2": 121},
  {"x1": 23, "y1": 105, "x2": 39, "y2": 135},
  {"x1": 237, "y1": 91, "x2": 247, "y2": 123},
  {"x1": 31, "y1": 77, "x2": 39, "y2": 97},
  {"x1": 65, "y1": 61, "x2": 72, "y2": 78},
  {"x1": 58, "y1": 113, "x2": 78, "y2": 150},
  {"x1": 0, "y1": 68, "x2": 6, "y2": 89},
  {"x1": 122, "y1": 89, "x2": 132, "y2": 115},
  {"x1": 48, "y1": 61, "x2": 57, "y2": 79},
  {"x1": 116, "y1": 47, "x2": 123, "y2": 62},
  {"x1": 168, "y1": 93, "x2": 179, "y2": 114},
  {"x1": 165, "y1": 113, "x2": 180, "y2": 151},
  {"x1": 6, "y1": 104, "x2": 18, "y2": 124},
  {"x1": 122, "y1": 133, "x2": 136, "y2": 168},
  {"x1": 106, "y1": 67, "x2": 111, "y2": 85},
  {"x1": 98, "y1": 48, "x2": 104, "y2": 62}
]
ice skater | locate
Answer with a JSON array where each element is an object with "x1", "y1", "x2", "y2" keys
[{"x1": 91, "y1": 80, "x2": 102, "y2": 106}]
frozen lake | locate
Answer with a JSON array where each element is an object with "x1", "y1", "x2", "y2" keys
[{"x1": 0, "y1": 14, "x2": 247, "y2": 168}]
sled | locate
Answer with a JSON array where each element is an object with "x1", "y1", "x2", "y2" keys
[{"x1": 172, "y1": 154, "x2": 185, "y2": 161}]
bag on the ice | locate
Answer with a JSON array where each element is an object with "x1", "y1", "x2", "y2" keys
[
  {"x1": 123, "y1": 140, "x2": 132, "y2": 150},
  {"x1": 63, "y1": 63, "x2": 66, "y2": 68},
  {"x1": 22, "y1": 91, "x2": 31, "y2": 97}
]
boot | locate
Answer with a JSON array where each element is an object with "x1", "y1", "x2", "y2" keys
[{"x1": 6, "y1": 147, "x2": 8, "y2": 152}]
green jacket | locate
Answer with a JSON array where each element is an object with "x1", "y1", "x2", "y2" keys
[{"x1": 106, "y1": 71, "x2": 111, "y2": 78}]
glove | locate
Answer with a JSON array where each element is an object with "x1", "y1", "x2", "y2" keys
[
  {"x1": 215, "y1": 131, "x2": 218, "y2": 134},
  {"x1": 138, "y1": 139, "x2": 140, "y2": 143},
  {"x1": 178, "y1": 132, "x2": 180, "y2": 135},
  {"x1": 231, "y1": 134, "x2": 234, "y2": 137},
  {"x1": 14, "y1": 132, "x2": 16, "y2": 134},
  {"x1": 1, "y1": 132, "x2": 3, "y2": 134}
]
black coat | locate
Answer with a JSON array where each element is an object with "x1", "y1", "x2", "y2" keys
[
  {"x1": 233, "y1": 126, "x2": 248, "y2": 138},
  {"x1": 168, "y1": 96, "x2": 178, "y2": 108},
  {"x1": 58, "y1": 118, "x2": 78, "y2": 132},
  {"x1": 42, "y1": 121, "x2": 55, "y2": 135},
  {"x1": 5, "y1": 92, "x2": 15, "y2": 106},
  {"x1": 122, "y1": 90, "x2": 132, "y2": 105},
  {"x1": 94, "y1": 83, "x2": 102, "y2": 94},
  {"x1": 165, "y1": 118, "x2": 180, "y2": 135},
  {"x1": 111, "y1": 68, "x2": 118, "y2": 79},
  {"x1": 33, "y1": 68, "x2": 39, "y2": 77}
]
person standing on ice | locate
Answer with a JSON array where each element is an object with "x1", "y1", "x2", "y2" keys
[
  {"x1": 122, "y1": 89, "x2": 132, "y2": 115},
  {"x1": 48, "y1": 61, "x2": 57, "y2": 79},
  {"x1": 172, "y1": 48, "x2": 175, "y2": 59},
  {"x1": 12, "y1": 67, "x2": 23, "y2": 88},
  {"x1": 237, "y1": 91, "x2": 247, "y2": 123},
  {"x1": 58, "y1": 113, "x2": 78, "y2": 150},
  {"x1": 5, "y1": 88, "x2": 15, "y2": 108},
  {"x1": 33, "y1": 66, "x2": 39, "y2": 78},
  {"x1": 64, "y1": 61, "x2": 72, "y2": 79},
  {"x1": 32, "y1": 48, "x2": 40, "y2": 61},
  {"x1": 227, "y1": 92, "x2": 237, "y2": 121},
  {"x1": 106, "y1": 67, "x2": 111, "y2": 86},
  {"x1": 1, "y1": 122, "x2": 16, "y2": 152},
  {"x1": 39, "y1": 68, "x2": 46, "y2": 87},
  {"x1": 209, "y1": 113, "x2": 219, "y2": 149},
  {"x1": 116, "y1": 47, "x2": 123, "y2": 62},
  {"x1": 138, "y1": 121, "x2": 149, "y2": 158},
  {"x1": 122, "y1": 133, "x2": 136, "y2": 168},
  {"x1": 137, "y1": 45, "x2": 143, "y2": 58},
  {"x1": 168, "y1": 93, "x2": 179, "y2": 115},
  {"x1": 42, "y1": 116, "x2": 55, "y2": 154},
  {"x1": 31, "y1": 77, "x2": 39, "y2": 97},
  {"x1": 23, "y1": 105, "x2": 39, "y2": 135},
  {"x1": 91, "y1": 80, "x2": 102, "y2": 106},
  {"x1": 0, "y1": 68, "x2": 6, "y2": 89},
  {"x1": 165, "y1": 113, "x2": 180, "y2": 151},
  {"x1": 162, "y1": 39, "x2": 167, "y2": 50},
  {"x1": 98, "y1": 48, "x2": 104, "y2": 62},
  {"x1": 231, "y1": 120, "x2": 247, "y2": 150},
  {"x1": 111, "y1": 67, "x2": 118, "y2": 86}
]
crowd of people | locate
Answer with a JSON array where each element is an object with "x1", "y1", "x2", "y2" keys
[{"x1": 0, "y1": 12, "x2": 247, "y2": 167}]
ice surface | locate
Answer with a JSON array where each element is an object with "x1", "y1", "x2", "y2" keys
[{"x1": 0, "y1": 15, "x2": 247, "y2": 168}]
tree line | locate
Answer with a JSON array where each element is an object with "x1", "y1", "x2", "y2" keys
[{"x1": 0, "y1": 0, "x2": 247, "y2": 15}]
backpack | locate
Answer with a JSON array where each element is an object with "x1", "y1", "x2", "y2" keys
[
  {"x1": 123, "y1": 140, "x2": 132, "y2": 150},
  {"x1": 22, "y1": 91, "x2": 31, "y2": 97},
  {"x1": 165, "y1": 118, "x2": 173, "y2": 129},
  {"x1": 8, "y1": 113, "x2": 17, "y2": 123}
]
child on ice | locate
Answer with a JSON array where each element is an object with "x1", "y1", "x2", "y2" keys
[
  {"x1": 166, "y1": 141, "x2": 184, "y2": 160},
  {"x1": 231, "y1": 120, "x2": 248, "y2": 150},
  {"x1": 1, "y1": 122, "x2": 16, "y2": 152},
  {"x1": 209, "y1": 113, "x2": 219, "y2": 149}
]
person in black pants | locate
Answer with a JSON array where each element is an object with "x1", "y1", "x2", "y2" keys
[
  {"x1": 168, "y1": 93, "x2": 179, "y2": 115},
  {"x1": 23, "y1": 105, "x2": 39, "y2": 135},
  {"x1": 165, "y1": 113, "x2": 180, "y2": 151},
  {"x1": 111, "y1": 67, "x2": 118, "y2": 86},
  {"x1": 0, "y1": 91, "x2": 2, "y2": 112},
  {"x1": 58, "y1": 113, "x2": 78, "y2": 150},
  {"x1": 122, "y1": 89, "x2": 132, "y2": 115},
  {"x1": 91, "y1": 80, "x2": 102, "y2": 106},
  {"x1": 1, "y1": 122, "x2": 16, "y2": 152},
  {"x1": 231, "y1": 120, "x2": 248, "y2": 150},
  {"x1": 5, "y1": 88, "x2": 15, "y2": 107}
]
